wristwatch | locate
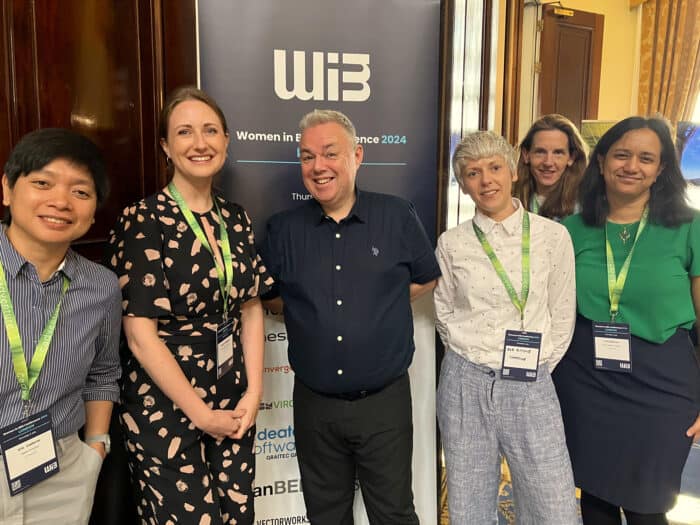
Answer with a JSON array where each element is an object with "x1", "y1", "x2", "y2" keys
[{"x1": 85, "y1": 433, "x2": 111, "y2": 455}]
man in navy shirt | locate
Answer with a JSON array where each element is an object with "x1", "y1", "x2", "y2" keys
[{"x1": 262, "y1": 110, "x2": 439, "y2": 524}]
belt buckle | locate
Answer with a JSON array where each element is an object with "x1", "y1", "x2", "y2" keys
[{"x1": 340, "y1": 389, "x2": 368, "y2": 401}]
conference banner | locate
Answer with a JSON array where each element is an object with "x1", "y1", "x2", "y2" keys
[{"x1": 198, "y1": 1, "x2": 441, "y2": 522}]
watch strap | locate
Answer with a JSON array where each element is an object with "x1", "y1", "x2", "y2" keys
[{"x1": 85, "y1": 433, "x2": 111, "y2": 454}]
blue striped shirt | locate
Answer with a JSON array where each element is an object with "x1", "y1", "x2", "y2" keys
[{"x1": 0, "y1": 227, "x2": 121, "y2": 440}]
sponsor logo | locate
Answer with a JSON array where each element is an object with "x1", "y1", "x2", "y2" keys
[
  {"x1": 263, "y1": 364, "x2": 291, "y2": 374},
  {"x1": 259, "y1": 399, "x2": 294, "y2": 411},
  {"x1": 253, "y1": 478, "x2": 302, "y2": 497},
  {"x1": 255, "y1": 516, "x2": 309, "y2": 525},
  {"x1": 255, "y1": 425, "x2": 296, "y2": 460},
  {"x1": 265, "y1": 331, "x2": 287, "y2": 343},
  {"x1": 273, "y1": 49, "x2": 370, "y2": 102}
]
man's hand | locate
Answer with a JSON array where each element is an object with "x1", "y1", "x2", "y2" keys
[
  {"x1": 88, "y1": 441, "x2": 107, "y2": 460},
  {"x1": 410, "y1": 279, "x2": 437, "y2": 302}
]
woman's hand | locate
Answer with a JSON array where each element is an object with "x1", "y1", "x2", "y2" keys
[
  {"x1": 686, "y1": 413, "x2": 700, "y2": 443},
  {"x1": 232, "y1": 391, "x2": 262, "y2": 439},
  {"x1": 196, "y1": 408, "x2": 247, "y2": 440}
]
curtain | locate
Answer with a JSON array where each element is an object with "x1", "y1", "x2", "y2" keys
[{"x1": 638, "y1": 0, "x2": 700, "y2": 123}]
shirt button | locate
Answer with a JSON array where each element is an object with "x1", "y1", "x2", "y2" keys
[
  {"x1": 335, "y1": 264, "x2": 341, "y2": 271},
  {"x1": 335, "y1": 233, "x2": 341, "y2": 239},
  {"x1": 337, "y1": 335, "x2": 343, "y2": 342},
  {"x1": 336, "y1": 299, "x2": 343, "y2": 306},
  {"x1": 337, "y1": 369, "x2": 343, "y2": 375}
]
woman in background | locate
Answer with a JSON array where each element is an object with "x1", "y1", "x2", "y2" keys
[
  {"x1": 553, "y1": 116, "x2": 700, "y2": 525},
  {"x1": 105, "y1": 86, "x2": 273, "y2": 524},
  {"x1": 514, "y1": 113, "x2": 587, "y2": 220}
]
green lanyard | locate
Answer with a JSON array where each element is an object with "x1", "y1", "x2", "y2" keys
[
  {"x1": 473, "y1": 210, "x2": 531, "y2": 328},
  {"x1": 0, "y1": 259, "x2": 69, "y2": 414},
  {"x1": 529, "y1": 194, "x2": 540, "y2": 215},
  {"x1": 604, "y1": 207, "x2": 648, "y2": 322},
  {"x1": 168, "y1": 183, "x2": 233, "y2": 317}
]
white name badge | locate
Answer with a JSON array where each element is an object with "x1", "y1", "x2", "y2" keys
[
  {"x1": 501, "y1": 330, "x2": 542, "y2": 382},
  {"x1": 593, "y1": 321, "x2": 632, "y2": 373},
  {"x1": 216, "y1": 318, "x2": 235, "y2": 380},
  {"x1": 0, "y1": 410, "x2": 59, "y2": 496}
]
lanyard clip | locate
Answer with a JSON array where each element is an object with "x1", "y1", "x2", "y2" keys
[
  {"x1": 610, "y1": 310, "x2": 617, "y2": 323},
  {"x1": 22, "y1": 399, "x2": 31, "y2": 419}
]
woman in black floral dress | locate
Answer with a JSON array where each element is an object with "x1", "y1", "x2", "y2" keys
[{"x1": 105, "y1": 86, "x2": 273, "y2": 525}]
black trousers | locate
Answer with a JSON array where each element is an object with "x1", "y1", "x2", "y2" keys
[
  {"x1": 581, "y1": 491, "x2": 669, "y2": 525},
  {"x1": 293, "y1": 374, "x2": 419, "y2": 525}
]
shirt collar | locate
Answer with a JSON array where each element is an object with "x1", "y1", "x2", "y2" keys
[
  {"x1": 313, "y1": 187, "x2": 367, "y2": 225},
  {"x1": 0, "y1": 226, "x2": 75, "y2": 281},
  {"x1": 473, "y1": 198, "x2": 524, "y2": 236}
]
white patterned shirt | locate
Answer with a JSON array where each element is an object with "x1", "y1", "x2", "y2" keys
[{"x1": 434, "y1": 199, "x2": 576, "y2": 370}]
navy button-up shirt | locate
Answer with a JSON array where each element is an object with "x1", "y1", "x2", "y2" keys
[{"x1": 262, "y1": 190, "x2": 440, "y2": 393}]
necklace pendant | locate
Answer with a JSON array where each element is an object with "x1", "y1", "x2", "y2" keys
[{"x1": 619, "y1": 226, "x2": 631, "y2": 244}]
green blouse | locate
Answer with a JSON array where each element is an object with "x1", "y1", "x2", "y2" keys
[{"x1": 563, "y1": 213, "x2": 700, "y2": 343}]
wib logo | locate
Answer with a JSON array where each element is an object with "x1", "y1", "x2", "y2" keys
[{"x1": 273, "y1": 49, "x2": 370, "y2": 102}]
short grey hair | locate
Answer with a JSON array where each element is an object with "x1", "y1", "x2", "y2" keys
[
  {"x1": 299, "y1": 109, "x2": 357, "y2": 145},
  {"x1": 452, "y1": 130, "x2": 516, "y2": 180}
]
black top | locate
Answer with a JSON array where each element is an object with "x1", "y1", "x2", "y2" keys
[{"x1": 262, "y1": 189, "x2": 440, "y2": 393}]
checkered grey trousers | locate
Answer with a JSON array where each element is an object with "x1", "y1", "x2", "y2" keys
[{"x1": 437, "y1": 350, "x2": 578, "y2": 525}]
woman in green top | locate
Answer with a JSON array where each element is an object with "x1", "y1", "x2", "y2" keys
[
  {"x1": 513, "y1": 114, "x2": 587, "y2": 220},
  {"x1": 552, "y1": 116, "x2": 700, "y2": 525}
]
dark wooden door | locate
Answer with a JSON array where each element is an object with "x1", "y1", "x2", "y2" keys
[
  {"x1": 538, "y1": 5, "x2": 604, "y2": 127},
  {"x1": 0, "y1": 0, "x2": 197, "y2": 259},
  {"x1": 0, "y1": 2, "x2": 197, "y2": 524}
]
